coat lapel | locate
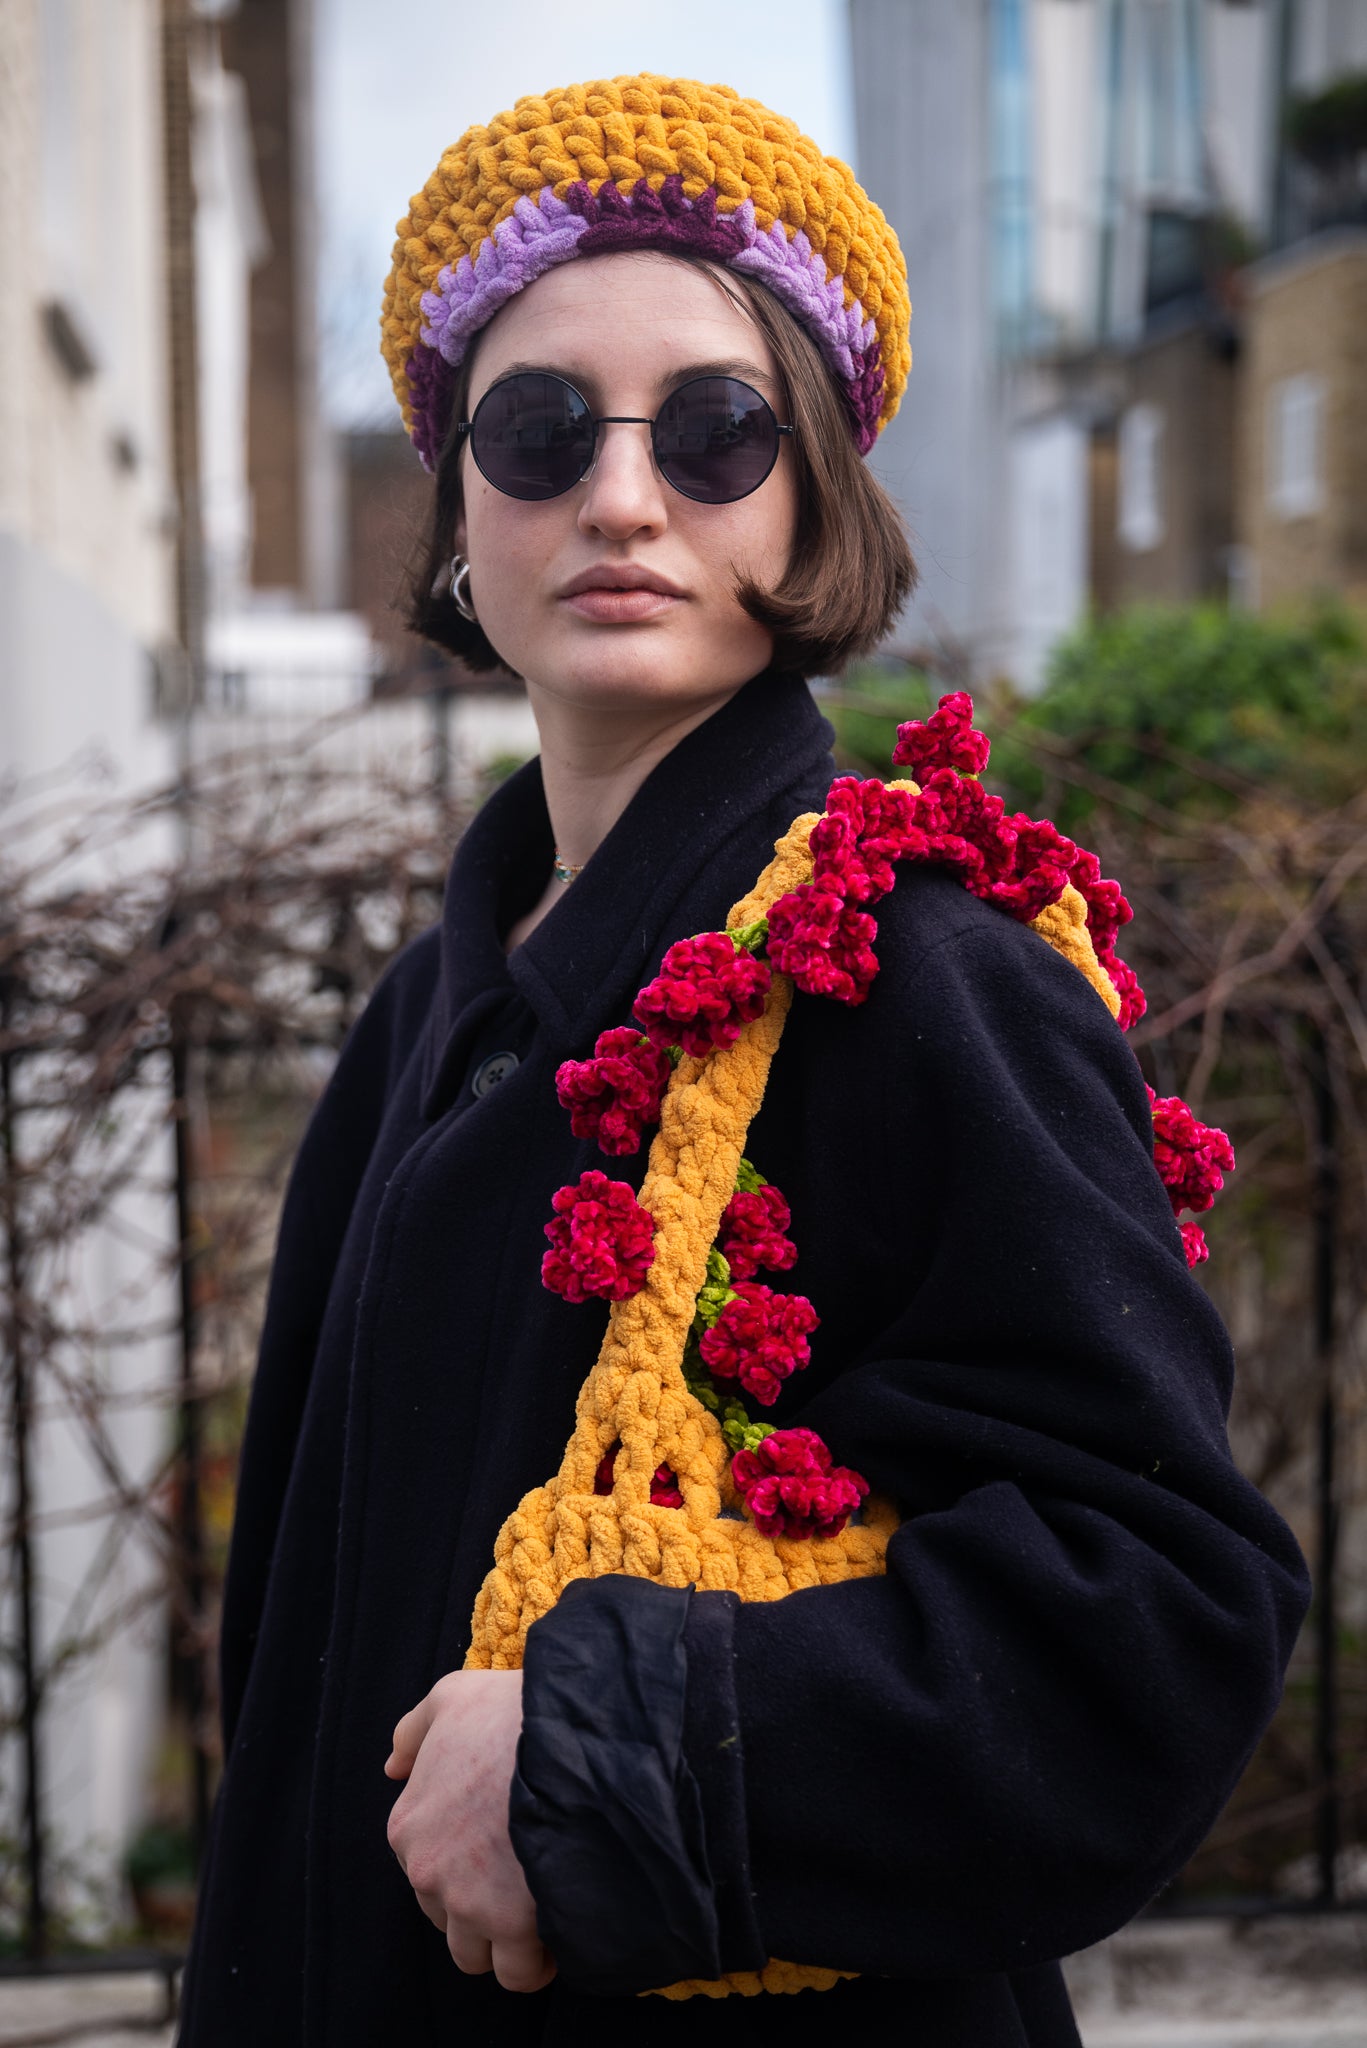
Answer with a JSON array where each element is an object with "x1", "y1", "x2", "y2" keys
[{"x1": 424, "y1": 671, "x2": 836, "y2": 1096}]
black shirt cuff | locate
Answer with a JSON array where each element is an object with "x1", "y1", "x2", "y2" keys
[{"x1": 509, "y1": 1576, "x2": 765, "y2": 1994}]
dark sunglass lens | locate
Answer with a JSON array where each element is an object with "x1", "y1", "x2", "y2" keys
[
  {"x1": 653, "y1": 377, "x2": 779, "y2": 503},
  {"x1": 470, "y1": 374, "x2": 594, "y2": 500}
]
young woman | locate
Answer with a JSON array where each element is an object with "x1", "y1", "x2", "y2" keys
[{"x1": 178, "y1": 76, "x2": 1308, "y2": 2047}]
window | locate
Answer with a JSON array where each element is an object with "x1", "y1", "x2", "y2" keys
[
  {"x1": 1267, "y1": 374, "x2": 1325, "y2": 520},
  {"x1": 1117, "y1": 402, "x2": 1165, "y2": 551}
]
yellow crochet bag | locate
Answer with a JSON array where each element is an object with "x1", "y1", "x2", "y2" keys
[{"x1": 464, "y1": 711, "x2": 1134, "y2": 1999}]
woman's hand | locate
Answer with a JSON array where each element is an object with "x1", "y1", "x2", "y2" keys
[{"x1": 384, "y1": 1669, "x2": 556, "y2": 1993}]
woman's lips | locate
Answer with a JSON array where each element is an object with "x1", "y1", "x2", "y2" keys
[{"x1": 562, "y1": 586, "x2": 682, "y2": 623}]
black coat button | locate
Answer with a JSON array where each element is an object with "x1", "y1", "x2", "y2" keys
[{"x1": 471, "y1": 1051, "x2": 520, "y2": 1097}]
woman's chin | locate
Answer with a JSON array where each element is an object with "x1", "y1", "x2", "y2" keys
[{"x1": 518, "y1": 630, "x2": 774, "y2": 712}]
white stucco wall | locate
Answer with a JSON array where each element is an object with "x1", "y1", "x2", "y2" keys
[
  {"x1": 1, "y1": 0, "x2": 176, "y2": 673},
  {"x1": 0, "y1": 0, "x2": 178, "y2": 1936}
]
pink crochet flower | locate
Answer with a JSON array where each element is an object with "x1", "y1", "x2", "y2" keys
[
  {"x1": 818, "y1": 766, "x2": 1074, "y2": 926},
  {"x1": 699, "y1": 1282, "x2": 819, "y2": 1406},
  {"x1": 591, "y1": 1445, "x2": 684, "y2": 1506},
  {"x1": 809, "y1": 776, "x2": 924, "y2": 906},
  {"x1": 649, "y1": 1463, "x2": 684, "y2": 1509},
  {"x1": 778, "y1": 760, "x2": 1088, "y2": 1010},
  {"x1": 1104, "y1": 952, "x2": 1148, "y2": 1031},
  {"x1": 892, "y1": 691, "x2": 991, "y2": 779},
  {"x1": 1068, "y1": 849, "x2": 1146, "y2": 1028},
  {"x1": 593, "y1": 1446, "x2": 619, "y2": 1493},
  {"x1": 718, "y1": 1185, "x2": 797, "y2": 1282},
  {"x1": 730, "y1": 1427, "x2": 869, "y2": 1541},
  {"x1": 633, "y1": 932, "x2": 771, "y2": 1058},
  {"x1": 766, "y1": 885, "x2": 880, "y2": 1005},
  {"x1": 1148, "y1": 1089, "x2": 1235, "y2": 1219},
  {"x1": 985, "y1": 814, "x2": 1077, "y2": 922},
  {"x1": 555, "y1": 1027, "x2": 672, "y2": 1155},
  {"x1": 904, "y1": 768, "x2": 1016, "y2": 894},
  {"x1": 811, "y1": 704, "x2": 1146, "y2": 1021},
  {"x1": 541, "y1": 1170, "x2": 655, "y2": 1302},
  {"x1": 1067, "y1": 850, "x2": 1133, "y2": 956},
  {"x1": 1180, "y1": 1222, "x2": 1210, "y2": 1268}
]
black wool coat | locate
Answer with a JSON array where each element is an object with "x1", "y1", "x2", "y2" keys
[{"x1": 178, "y1": 674, "x2": 1309, "y2": 2048}]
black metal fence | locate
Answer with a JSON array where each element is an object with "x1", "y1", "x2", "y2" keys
[{"x1": 0, "y1": 735, "x2": 450, "y2": 1987}]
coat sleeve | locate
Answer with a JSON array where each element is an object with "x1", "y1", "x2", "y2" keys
[
  {"x1": 510, "y1": 887, "x2": 1310, "y2": 1993},
  {"x1": 218, "y1": 931, "x2": 440, "y2": 1753}
]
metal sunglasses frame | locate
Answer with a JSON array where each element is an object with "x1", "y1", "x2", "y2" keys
[{"x1": 453, "y1": 371, "x2": 794, "y2": 504}]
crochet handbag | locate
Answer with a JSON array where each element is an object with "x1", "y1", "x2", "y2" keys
[{"x1": 463, "y1": 696, "x2": 1233, "y2": 1999}]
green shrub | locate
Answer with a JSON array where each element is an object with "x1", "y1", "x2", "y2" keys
[{"x1": 990, "y1": 601, "x2": 1367, "y2": 830}]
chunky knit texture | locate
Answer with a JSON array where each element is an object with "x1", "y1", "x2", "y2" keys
[
  {"x1": 463, "y1": 815, "x2": 898, "y2": 1673},
  {"x1": 380, "y1": 75, "x2": 912, "y2": 466},
  {"x1": 464, "y1": 780, "x2": 1130, "y2": 2001}
]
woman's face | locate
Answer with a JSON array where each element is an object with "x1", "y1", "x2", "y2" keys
[{"x1": 454, "y1": 252, "x2": 797, "y2": 715}]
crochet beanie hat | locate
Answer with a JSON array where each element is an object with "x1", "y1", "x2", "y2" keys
[{"x1": 380, "y1": 73, "x2": 912, "y2": 471}]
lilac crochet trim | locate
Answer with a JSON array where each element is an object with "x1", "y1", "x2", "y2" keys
[
  {"x1": 419, "y1": 192, "x2": 593, "y2": 373},
  {"x1": 718, "y1": 198, "x2": 883, "y2": 453},
  {"x1": 407, "y1": 177, "x2": 884, "y2": 468}
]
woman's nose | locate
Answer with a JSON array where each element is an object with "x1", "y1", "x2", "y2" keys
[{"x1": 576, "y1": 421, "x2": 669, "y2": 542}]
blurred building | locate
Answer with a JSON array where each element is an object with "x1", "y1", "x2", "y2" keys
[
  {"x1": 1238, "y1": 231, "x2": 1367, "y2": 610},
  {"x1": 195, "y1": 0, "x2": 530, "y2": 773},
  {"x1": 0, "y1": 0, "x2": 181, "y2": 1935},
  {"x1": 192, "y1": 0, "x2": 378, "y2": 718},
  {"x1": 0, "y1": 0, "x2": 180, "y2": 807},
  {"x1": 852, "y1": 0, "x2": 1367, "y2": 687},
  {"x1": 218, "y1": 0, "x2": 333, "y2": 611}
]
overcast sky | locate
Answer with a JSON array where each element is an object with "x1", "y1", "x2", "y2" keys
[{"x1": 314, "y1": 0, "x2": 856, "y2": 426}]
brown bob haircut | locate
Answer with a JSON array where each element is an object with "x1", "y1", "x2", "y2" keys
[{"x1": 406, "y1": 255, "x2": 917, "y2": 680}]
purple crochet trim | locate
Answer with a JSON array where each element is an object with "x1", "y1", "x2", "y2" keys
[
  {"x1": 405, "y1": 343, "x2": 457, "y2": 472},
  {"x1": 566, "y1": 174, "x2": 750, "y2": 261},
  {"x1": 409, "y1": 177, "x2": 884, "y2": 467}
]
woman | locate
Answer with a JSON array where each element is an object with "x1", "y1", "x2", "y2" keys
[{"x1": 179, "y1": 76, "x2": 1308, "y2": 2047}]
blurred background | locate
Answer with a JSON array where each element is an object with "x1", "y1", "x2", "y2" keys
[{"x1": 2, "y1": 1, "x2": 1366, "y2": 2038}]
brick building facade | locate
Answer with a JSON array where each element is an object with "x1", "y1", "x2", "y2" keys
[
  {"x1": 1236, "y1": 232, "x2": 1367, "y2": 612},
  {"x1": 1095, "y1": 313, "x2": 1240, "y2": 611}
]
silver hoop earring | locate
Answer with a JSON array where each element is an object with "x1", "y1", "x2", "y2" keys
[{"x1": 448, "y1": 555, "x2": 477, "y2": 623}]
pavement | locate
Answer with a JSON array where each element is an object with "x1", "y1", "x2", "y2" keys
[
  {"x1": 1065, "y1": 1914, "x2": 1367, "y2": 2047},
  {"x1": 0, "y1": 1917, "x2": 1359, "y2": 2045},
  {"x1": 0, "y1": 1969, "x2": 175, "y2": 2047}
]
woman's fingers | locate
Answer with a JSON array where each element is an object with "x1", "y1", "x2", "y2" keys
[
  {"x1": 385, "y1": 1693, "x2": 437, "y2": 1778},
  {"x1": 445, "y1": 1921, "x2": 494, "y2": 1976},
  {"x1": 428, "y1": 1901, "x2": 555, "y2": 1991},
  {"x1": 419, "y1": 1887, "x2": 556, "y2": 1991},
  {"x1": 385, "y1": 1670, "x2": 550, "y2": 1991},
  {"x1": 444, "y1": 1917, "x2": 555, "y2": 1993},
  {"x1": 490, "y1": 1937, "x2": 557, "y2": 1994},
  {"x1": 412, "y1": 1887, "x2": 447, "y2": 1936}
]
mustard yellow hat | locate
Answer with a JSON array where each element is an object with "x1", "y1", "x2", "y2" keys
[{"x1": 380, "y1": 73, "x2": 911, "y2": 469}]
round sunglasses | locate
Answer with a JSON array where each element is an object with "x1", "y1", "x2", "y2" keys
[{"x1": 454, "y1": 372, "x2": 793, "y2": 505}]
